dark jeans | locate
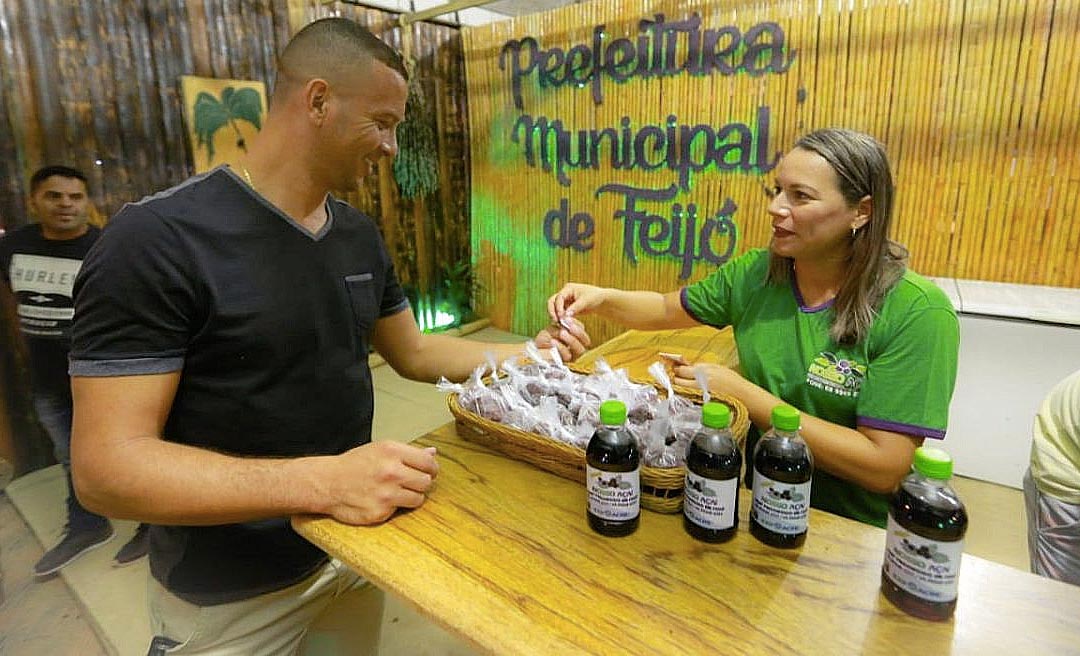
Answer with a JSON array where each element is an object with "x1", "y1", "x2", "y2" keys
[{"x1": 32, "y1": 392, "x2": 109, "y2": 532}]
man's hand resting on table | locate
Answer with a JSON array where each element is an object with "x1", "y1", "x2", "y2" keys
[{"x1": 322, "y1": 441, "x2": 440, "y2": 525}]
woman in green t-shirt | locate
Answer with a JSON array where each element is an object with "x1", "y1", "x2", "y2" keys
[{"x1": 546, "y1": 128, "x2": 960, "y2": 527}]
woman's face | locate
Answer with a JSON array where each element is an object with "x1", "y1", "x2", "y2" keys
[{"x1": 766, "y1": 147, "x2": 867, "y2": 262}]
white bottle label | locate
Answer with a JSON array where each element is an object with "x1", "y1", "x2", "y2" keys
[
  {"x1": 883, "y1": 515, "x2": 964, "y2": 603},
  {"x1": 587, "y1": 465, "x2": 640, "y2": 521},
  {"x1": 751, "y1": 473, "x2": 811, "y2": 535},
  {"x1": 684, "y1": 471, "x2": 738, "y2": 530}
]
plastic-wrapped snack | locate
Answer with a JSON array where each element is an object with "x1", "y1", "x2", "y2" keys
[
  {"x1": 568, "y1": 421, "x2": 594, "y2": 448},
  {"x1": 575, "y1": 400, "x2": 600, "y2": 434},
  {"x1": 474, "y1": 388, "x2": 512, "y2": 423},
  {"x1": 522, "y1": 379, "x2": 553, "y2": 405},
  {"x1": 437, "y1": 364, "x2": 489, "y2": 414},
  {"x1": 495, "y1": 352, "x2": 539, "y2": 407},
  {"x1": 670, "y1": 403, "x2": 703, "y2": 444},
  {"x1": 552, "y1": 374, "x2": 576, "y2": 408},
  {"x1": 568, "y1": 388, "x2": 602, "y2": 419},
  {"x1": 648, "y1": 360, "x2": 697, "y2": 425},
  {"x1": 532, "y1": 396, "x2": 578, "y2": 444},
  {"x1": 651, "y1": 442, "x2": 683, "y2": 468},
  {"x1": 444, "y1": 349, "x2": 705, "y2": 470},
  {"x1": 625, "y1": 384, "x2": 661, "y2": 424},
  {"x1": 523, "y1": 340, "x2": 574, "y2": 383},
  {"x1": 668, "y1": 394, "x2": 697, "y2": 418},
  {"x1": 499, "y1": 384, "x2": 540, "y2": 431},
  {"x1": 631, "y1": 421, "x2": 664, "y2": 465},
  {"x1": 485, "y1": 352, "x2": 506, "y2": 387},
  {"x1": 543, "y1": 342, "x2": 573, "y2": 381}
]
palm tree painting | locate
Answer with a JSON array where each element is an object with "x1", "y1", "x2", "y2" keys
[{"x1": 180, "y1": 76, "x2": 267, "y2": 173}]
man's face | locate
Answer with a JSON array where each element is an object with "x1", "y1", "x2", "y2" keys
[
  {"x1": 321, "y1": 62, "x2": 407, "y2": 192},
  {"x1": 29, "y1": 175, "x2": 90, "y2": 239}
]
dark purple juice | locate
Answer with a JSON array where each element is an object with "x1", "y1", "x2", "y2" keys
[{"x1": 881, "y1": 474, "x2": 968, "y2": 621}]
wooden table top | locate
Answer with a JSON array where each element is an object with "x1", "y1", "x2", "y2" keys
[
  {"x1": 293, "y1": 420, "x2": 1080, "y2": 655},
  {"x1": 575, "y1": 325, "x2": 740, "y2": 379}
]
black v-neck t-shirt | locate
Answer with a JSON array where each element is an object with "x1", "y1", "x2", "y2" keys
[{"x1": 71, "y1": 167, "x2": 409, "y2": 604}]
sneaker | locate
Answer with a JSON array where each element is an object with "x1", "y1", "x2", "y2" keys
[
  {"x1": 33, "y1": 522, "x2": 114, "y2": 578},
  {"x1": 113, "y1": 523, "x2": 150, "y2": 566}
]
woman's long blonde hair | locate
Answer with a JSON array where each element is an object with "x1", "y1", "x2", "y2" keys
[{"x1": 767, "y1": 128, "x2": 909, "y2": 346}]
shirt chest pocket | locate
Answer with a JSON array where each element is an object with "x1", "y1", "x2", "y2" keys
[{"x1": 345, "y1": 273, "x2": 378, "y2": 332}]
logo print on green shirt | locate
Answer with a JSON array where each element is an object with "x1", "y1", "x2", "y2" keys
[{"x1": 806, "y1": 351, "x2": 866, "y2": 398}]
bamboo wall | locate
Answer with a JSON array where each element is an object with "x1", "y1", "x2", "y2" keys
[
  {"x1": 0, "y1": 0, "x2": 471, "y2": 311},
  {"x1": 0, "y1": 0, "x2": 291, "y2": 230},
  {"x1": 464, "y1": 0, "x2": 1080, "y2": 343}
]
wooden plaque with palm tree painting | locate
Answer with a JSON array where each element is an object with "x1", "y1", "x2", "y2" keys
[{"x1": 180, "y1": 75, "x2": 266, "y2": 173}]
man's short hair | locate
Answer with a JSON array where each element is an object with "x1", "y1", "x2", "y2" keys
[
  {"x1": 30, "y1": 165, "x2": 88, "y2": 193},
  {"x1": 275, "y1": 18, "x2": 408, "y2": 98}
]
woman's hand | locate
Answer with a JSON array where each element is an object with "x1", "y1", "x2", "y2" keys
[
  {"x1": 671, "y1": 362, "x2": 746, "y2": 396},
  {"x1": 534, "y1": 316, "x2": 592, "y2": 362},
  {"x1": 547, "y1": 283, "x2": 609, "y2": 324}
]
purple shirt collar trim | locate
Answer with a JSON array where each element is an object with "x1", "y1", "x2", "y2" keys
[{"x1": 791, "y1": 276, "x2": 835, "y2": 313}]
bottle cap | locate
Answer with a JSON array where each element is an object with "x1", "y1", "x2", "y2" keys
[
  {"x1": 701, "y1": 401, "x2": 731, "y2": 429},
  {"x1": 599, "y1": 399, "x2": 627, "y2": 425},
  {"x1": 771, "y1": 404, "x2": 800, "y2": 431},
  {"x1": 912, "y1": 446, "x2": 953, "y2": 480}
]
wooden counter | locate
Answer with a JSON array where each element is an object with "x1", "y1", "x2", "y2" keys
[
  {"x1": 574, "y1": 325, "x2": 739, "y2": 380},
  {"x1": 293, "y1": 421, "x2": 1080, "y2": 655}
]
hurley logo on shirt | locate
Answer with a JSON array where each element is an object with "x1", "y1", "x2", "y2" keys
[{"x1": 806, "y1": 351, "x2": 866, "y2": 398}]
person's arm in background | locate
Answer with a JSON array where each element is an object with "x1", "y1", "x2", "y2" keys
[
  {"x1": 371, "y1": 308, "x2": 591, "y2": 384},
  {"x1": 547, "y1": 284, "x2": 700, "y2": 331}
]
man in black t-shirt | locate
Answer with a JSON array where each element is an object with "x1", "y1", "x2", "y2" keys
[
  {"x1": 2, "y1": 167, "x2": 152, "y2": 576},
  {"x1": 69, "y1": 18, "x2": 589, "y2": 654},
  {"x1": 0, "y1": 165, "x2": 132, "y2": 578}
]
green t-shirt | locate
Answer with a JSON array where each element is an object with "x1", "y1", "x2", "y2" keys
[{"x1": 682, "y1": 249, "x2": 960, "y2": 527}]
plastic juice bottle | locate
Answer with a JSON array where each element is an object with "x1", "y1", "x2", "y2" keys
[
  {"x1": 881, "y1": 446, "x2": 968, "y2": 620},
  {"x1": 683, "y1": 401, "x2": 742, "y2": 543},
  {"x1": 586, "y1": 399, "x2": 640, "y2": 537},
  {"x1": 750, "y1": 404, "x2": 813, "y2": 548}
]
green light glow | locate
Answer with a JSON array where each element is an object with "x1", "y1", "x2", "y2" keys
[
  {"x1": 414, "y1": 295, "x2": 460, "y2": 333},
  {"x1": 472, "y1": 191, "x2": 559, "y2": 336}
]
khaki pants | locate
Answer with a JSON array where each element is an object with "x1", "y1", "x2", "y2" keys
[{"x1": 148, "y1": 559, "x2": 385, "y2": 655}]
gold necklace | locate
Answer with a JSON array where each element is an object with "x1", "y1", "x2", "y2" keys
[{"x1": 240, "y1": 165, "x2": 254, "y2": 188}]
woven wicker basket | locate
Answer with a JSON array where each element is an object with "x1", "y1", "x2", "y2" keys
[{"x1": 447, "y1": 363, "x2": 750, "y2": 514}]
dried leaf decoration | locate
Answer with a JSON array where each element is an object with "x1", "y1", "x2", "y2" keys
[{"x1": 392, "y1": 74, "x2": 440, "y2": 199}]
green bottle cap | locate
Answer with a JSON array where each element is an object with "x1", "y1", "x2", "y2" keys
[
  {"x1": 599, "y1": 399, "x2": 627, "y2": 425},
  {"x1": 913, "y1": 446, "x2": 953, "y2": 480},
  {"x1": 771, "y1": 404, "x2": 800, "y2": 431},
  {"x1": 701, "y1": 401, "x2": 731, "y2": 429}
]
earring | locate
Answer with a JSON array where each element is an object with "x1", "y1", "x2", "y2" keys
[{"x1": 851, "y1": 227, "x2": 857, "y2": 238}]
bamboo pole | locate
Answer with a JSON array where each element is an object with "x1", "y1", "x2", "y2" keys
[{"x1": 399, "y1": 0, "x2": 495, "y2": 27}]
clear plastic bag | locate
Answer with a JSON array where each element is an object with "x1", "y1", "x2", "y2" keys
[{"x1": 443, "y1": 343, "x2": 700, "y2": 466}]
